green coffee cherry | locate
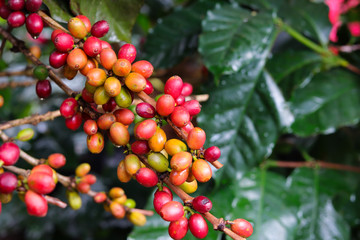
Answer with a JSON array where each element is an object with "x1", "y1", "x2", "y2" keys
[
  {"x1": 33, "y1": 65, "x2": 49, "y2": 81},
  {"x1": 66, "y1": 190, "x2": 82, "y2": 210},
  {"x1": 16, "y1": 128, "x2": 35, "y2": 141}
]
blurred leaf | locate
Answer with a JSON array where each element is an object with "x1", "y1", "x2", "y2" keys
[
  {"x1": 142, "y1": 0, "x2": 217, "y2": 68},
  {"x1": 231, "y1": 0, "x2": 284, "y2": 11},
  {"x1": 199, "y1": 4, "x2": 276, "y2": 78},
  {"x1": 290, "y1": 69, "x2": 360, "y2": 136},
  {"x1": 69, "y1": 0, "x2": 143, "y2": 42},
  {"x1": 43, "y1": 0, "x2": 73, "y2": 22}
]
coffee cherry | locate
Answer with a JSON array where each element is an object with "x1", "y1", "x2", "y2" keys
[
  {"x1": 93, "y1": 192, "x2": 107, "y2": 203},
  {"x1": 7, "y1": 11, "x2": 26, "y2": 28},
  {"x1": 181, "y1": 82, "x2": 193, "y2": 96},
  {"x1": 115, "y1": 86, "x2": 133, "y2": 108},
  {"x1": 117, "y1": 160, "x2": 132, "y2": 183},
  {"x1": 192, "y1": 196, "x2": 212, "y2": 213},
  {"x1": 125, "y1": 72, "x2": 146, "y2": 92},
  {"x1": 170, "y1": 106, "x2": 190, "y2": 127},
  {"x1": 60, "y1": 98, "x2": 78, "y2": 118},
  {"x1": 165, "y1": 139, "x2": 187, "y2": 156},
  {"x1": 8, "y1": 0, "x2": 24, "y2": 10},
  {"x1": 134, "y1": 119, "x2": 157, "y2": 140},
  {"x1": 109, "y1": 201, "x2": 125, "y2": 219},
  {"x1": 100, "y1": 40, "x2": 112, "y2": 49},
  {"x1": 169, "y1": 168, "x2": 189, "y2": 186},
  {"x1": 114, "y1": 108, "x2": 134, "y2": 125},
  {"x1": 76, "y1": 15, "x2": 91, "y2": 32},
  {"x1": 76, "y1": 181, "x2": 90, "y2": 194},
  {"x1": 187, "y1": 127, "x2": 206, "y2": 150},
  {"x1": 67, "y1": 48, "x2": 87, "y2": 70},
  {"x1": 148, "y1": 128, "x2": 167, "y2": 152},
  {"x1": 0, "y1": 95, "x2": 4, "y2": 108},
  {"x1": 68, "y1": 17, "x2": 88, "y2": 39},
  {"x1": 28, "y1": 172, "x2": 56, "y2": 194},
  {"x1": 204, "y1": 146, "x2": 221, "y2": 163},
  {"x1": 179, "y1": 179, "x2": 198, "y2": 194},
  {"x1": 97, "y1": 113, "x2": 116, "y2": 130},
  {"x1": 155, "y1": 186, "x2": 173, "y2": 199},
  {"x1": 153, "y1": 190, "x2": 172, "y2": 214},
  {"x1": 102, "y1": 98, "x2": 117, "y2": 112},
  {"x1": 75, "y1": 163, "x2": 91, "y2": 177},
  {"x1": 54, "y1": 33, "x2": 74, "y2": 52},
  {"x1": 135, "y1": 167, "x2": 158, "y2": 187},
  {"x1": 36, "y1": 79, "x2": 51, "y2": 99},
  {"x1": 80, "y1": 58, "x2": 98, "y2": 76},
  {"x1": 192, "y1": 159, "x2": 212, "y2": 183},
  {"x1": 131, "y1": 140, "x2": 150, "y2": 155},
  {"x1": 87, "y1": 132, "x2": 104, "y2": 154},
  {"x1": 0, "y1": 172, "x2": 18, "y2": 193},
  {"x1": 26, "y1": 13, "x2": 43, "y2": 38},
  {"x1": 147, "y1": 152, "x2": 169, "y2": 172},
  {"x1": 81, "y1": 88, "x2": 94, "y2": 103},
  {"x1": 124, "y1": 154, "x2": 141, "y2": 175},
  {"x1": 48, "y1": 153, "x2": 66, "y2": 169},
  {"x1": 62, "y1": 64, "x2": 78, "y2": 80},
  {"x1": 81, "y1": 175, "x2": 96, "y2": 186},
  {"x1": 104, "y1": 77, "x2": 121, "y2": 97},
  {"x1": 182, "y1": 122, "x2": 194, "y2": 134},
  {"x1": 0, "y1": 202, "x2": 2, "y2": 214},
  {"x1": 51, "y1": 29, "x2": 64, "y2": 42},
  {"x1": 164, "y1": 76, "x2": 183, "y2": 99},
  {"x1": 83, "y1": 36, "x2": 102, "y2": 57},
  {"x1": 91, "y1": 20, "x2": 109, "y2": 38},
  {"x1": 0, "y1": 5, "x2": 11, "y2": 19},
  {"x1": 156, "y1": 94, "x2": 175, "y2": 116},
  {"x1": 26, "y1": 0, "x2": 42, "y2": 12},
  {"x1": 230, "y1": 219, "x2": 253, "y2": 238},
  {"x1": 108, "y1": 122, "x2": 129, "y2": 146},
  {"x1": 127, "y1": 211, "x2": 147, "y2": 226},
  {"x1": 33, "y1": 65, "x2": 48, "y2": 80},
  {"x1": 49, "y1": 50, "x2": 68, "y2": 68},
  {"x1": 100, "y1": 48, "x2": 117, "y2": 70},
  {"x1": 168, "y1": 216, "x2": 188, "y2": 240},
  {"x1": 86, "y1": 68, "x2": 107, "y2": 87},
  {"x1": 94, "y1": 86, "x2": 110, "y2": 105},
  {"x1": 0, "y1": 142, "x2": 20, "y2": 166},
  {"x1": 131, "y1": 60, "x2": 154, "y2": 78},
  {"x1": 175, "y1": 95, "x2": 185, "y2": 106},
  {"x1": 65, "y1": 112, "x2": 82, "y2": 130},
  {"x1": 118, "y1": 43, "x2": 136, "y2": 63},
  {"x1": 25, "y1": 190, "x2": 48, "y2": 217},
  {"x1": 170, "y1": 151, "x2": 192, "y2": 171},
  {"x1": 189, "y1": 213, "x2": 208, "y2": 239},
  {"x1": 136, "y1": 102, "x2": 155, "y2": 118},
  {"x1": 159, "y1": 201, "x2": 184, "y2": 222},
  {"x1": 183, "y1": 100, "x2": 201, "y2": 116},
  {"x1": 66, "y1": 190, "x2": 82, "y2": 210},
  {"x1": 144, "y1": 79, "x2": 154, "y2": 95},
  {"x1": 31, "y1": 164, "x2": 53, "y2": 176}
]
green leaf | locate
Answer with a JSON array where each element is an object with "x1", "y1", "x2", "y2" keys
[
  {"x1": 290, "y1": 69, "x2": 360, "y2": 136},
  {"x1": 142, "y1": 0, "x2": 217, "y2": 69},
  {"x1": 43, "y1": 0, "x2": 73, "y2": 23},
  {"x1": 69, "y1": 0, "x2": 143, "y2": 42},
  {"x1": 199, "y1": 4, "x2": 277, "y2": 78}
]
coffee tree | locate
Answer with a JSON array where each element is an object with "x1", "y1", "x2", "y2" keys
[{"x1": 1, "y1": 0, "x2": 360, "y2": 240}]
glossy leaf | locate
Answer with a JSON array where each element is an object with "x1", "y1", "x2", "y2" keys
[
  {"x1": 69, "y1": 0, "x2": 143, "y2": 42},
  {"x1": 43, "y1": 0, "x2": 73, "y2": 22}
]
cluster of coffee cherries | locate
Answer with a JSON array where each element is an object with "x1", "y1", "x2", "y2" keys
[{"x1": 0, "y1": 0, "x2": 44, "y2": 38}]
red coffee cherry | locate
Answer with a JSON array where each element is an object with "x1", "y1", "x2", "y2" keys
[
  {"x1": 204, "y1": 146, "x2": 221, "y2": 162},
  {"x1": 181, "y1": 82, "x2": 193, "y2": 96},
  {"x1": 47, "y1": 153, "x2": 66, "y2": 169},
  {"x1": 81, "y1": 88, "x2": 94, "y2": 103},
  {"x1": 77, "y1": 181, "x2": 90, "y2": 194},
  {"x1": 187, "y1": 127, "x2": 206, "y2": 150},
  {"x1": 164, "y1": 75, "x2": 183, "y2": 99},
  {"x1": 83, "y1": 119, "x2": 98, "y2": 135},
  {"x1": 155, "y1": 186, "x2": 173, "y2": 199},
  {"x1": 183, "y1": 100, "x2": 201, "y2": 116},
  {"x1": 109, "y1": 122, "x2": 130, "y2": 146},
  {"x1": 93, "y1": 192, "x2": 107, "y2": 203},
  {"x1": 8, "y1": 0, "x2": 25, "y2": 11},
  {"x1": 67, "y1": 48, "x2": 87, "y2": 70},
  {"x1": 36, "y1": 80, "x2": 52, "y2": 99},
  {"x1": 0, "y1": 142, "x2": 20, "y2": 166},
  {"x1": 153, "y1": 190, "x2": 172, "y2": 214},
  {"x1": 156, "y1": 94, "x2": 175, "y2": 116},
  {"x1": 26, "y1": 13, "x2": 43, "y2": 38},
  {"x1": 170, "y1": 106, "x2": 190, "y2": 127},
  {"x1": 114, "y1": 108, "x2": 134, "y2": 125},
  {"x1": 97, "y1": 113, "x2": 116, "y2": 130},
  {"x1": 87, "y1": 132, "x2": 104, "y2": 154},
  {"x1": 76, "y1": 15, "x2": 91, "y2": 32},
  {"x1": 91, "y1": 20, "x2": 109, "y2": 38},
  {"x1": 136, "y1": 102, "x2": 155, "y2": 118},
  {"x1": 182, "y1": 122, "x2": 194, "y2": 134},
  {"x1": 31, "y1": 164, "x2": 53, "y2": 176},
  {"x1": 51, "y1": 29, "x2": 64, "y2": 42},
  {"x1": 159, "y1": 201, "x2": 184, "y2": 222},
  {"x1": 118, "y1": 43, "x2": 136, "y2": 63},
  {"x1": 192, "y1": 196, "x2": 212, "y2": 213},
  {"x1": 189, "y1": 213, "x2": 208, "y2": 239},
  {"x1": 26, "y1": 0, "x2": 42, "y2": 12},
  {"x1": 100, "y1": 40, "x2": 112, "y2": 49},
  {"x1": 175, "y1": 95, "x2": 185, "y2": 106},
  {"x1": 135, "y1": 167, "x2": 158, "y2": 187},
  {"x1": 49, "y1": 50, "x2": 68, "y2": 68},
  {"x1": 65, "y1": 112, "x2": 82, "y2": 130},
  {"x1": 0, "y1": 202, "x2": 2, "y2": 214},
  {"x1": 230, "y1": 219, "x2": 253, "y2": 238},
  {"x1": 0, "y1": 5, "x2": 11, "y2": 19},
  {"x1": 54, "y1": 33, "x2": 74, "y2": 52},
  {"x1": 191, "y1": 159, "x2": 212, "y2": 183},
  {"x1": 169, "y1": 168, "x2": 189, "y2": 186},
  {"x1": 110, "y1": 201, "x2": 126, "y2": 219},
  {"x1": 60, "y1": 98, "x2": 78, "y2": 118},
  {"x1": 25, "y1": 190, "x2": 48, "y2": 217},
  {"x1": 144, "y1": 79, "x2": 154, "y2": 95},
  {"x1": 131, "y1": 60, "x2": 154, "y2": 78},
  {"x1": 81, "y1": 174, "x2": 96, "y2": 185},
  {"x1": 27, "y1": 172, "x2": 55, "y2": 195},
  {"x1": 102, "y1": 98, "x2": 117, "y2": 112},
  {"x1": 131, "y1": 140, "x2": 150, "y2": 155},
  {"x1": 7, "y1": 11, "x2": 26, "y2": 28},
  {"x1": 100, "y1": 48, "x2": 117, "y2": 70},
  {"x1": 134, "y1": 119, "x2": 157, "y2": 140},
  {"x1": 0, "y1": 172, "x2": 18, "y2": 193},
  {"x1": 83, "y1": 36, "x2": 102, "y2": 57},
  {"x1": 168, "y1": 216, "x2": 188, "y2": 240}
]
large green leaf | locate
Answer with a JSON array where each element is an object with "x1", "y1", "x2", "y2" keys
[
  {"x1": 142, "y1": 0, "x2": 217, "y2": 69},
  {"x1": 199, "y1": 4, "x2": 276, "y2": 78},
  {"x1": 290, "y1": 69, "x2": 360, "y2": 136},
  {"x1": 69, "y1": 0, "x2": 143, "y2": 42},
  {"x1": 43, "y1": 0, "x2": 73, "y2": 22}
]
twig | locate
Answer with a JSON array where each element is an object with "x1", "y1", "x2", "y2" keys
[
  {"x1": 0, "y1": 80, "x2": 37, "y2": 89},
  {"x1": 0, "y1": 110, "x2": 61, "y2": 130},
  {"x1": 44, "y1": 195, "x2": 68, "y2": 208},
  {"x1": 337, "y1": 44, "x2": 360, "y2": 53},
  {"x1": 0, "y1": 69, "x2": 33, "y2": 77}
]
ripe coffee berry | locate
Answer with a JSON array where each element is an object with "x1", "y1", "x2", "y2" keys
[
  {"x1": 26, "y1": 0, "x2": 42, "y2": 12},
  {"x1": 36, "y1": 80, "x2": 51, "y2": 99},
  {"x1": 27, "y1": 172, "x2": 56, "y2": 194},
  {"x1": 83, "y1": 36, "x2": 102, "y2": 57},
  {"x1": 109, "y1": 122, "x2": 130, "y2": 146},
  {"x1": 159, "y1": 201, "x2": 184, "y2": 222},
  {"x1": 114, "y1": 108, "x2": 134, "y2": 125},
  {"x1": 65, "y1": 112, "x2": 82, "y2": 130},
  {"x1": 189, "y1": 213, "x2": 208, "y2": 239},
  {"x1": 131, "y1": 140, "x2": 150, "y2": 155},
  {"x1": 156, "y1": 94, "x2": 175, "y2": 116},
  {"x1": 0, "y1": 172, "x2": 18, "y2": 193},
  {"x1": 47, "y1": 153, "x2": 66, "y2": 169},
  {"x1": 8, "y1": 0, "x2": 25, "y2": 11},
  {"x1": 7, "y1": 11, "x2": 26, "y2": 28},
  {"x1": 181, "y1": 82, "x2": 193, "y2": 96},
  {"x1": 136, "y1": 102, "x2": 155, "y2": 118},
  {"x1": 164, "y1": 75, "x2": 183, "y2": 99},
  {"x1": 168, "y1": 216, "x2": 188, "y2": 240},
  {"x1": 0, "y1": 142, "x2": 20, "y2": 166},
  {"x1": 192, "y1": 159, "x2": 212, "y2": 183},
  {"x1": 0, "y1": 5, "x2": 11, "y2": 19},
  {"x1": 153, "y1": 191, "x2": 172, "y2": 214},
  {"x1": 144, "y1": 79, "x2": 154, "y2": 95},
  {"x1": 135, "y1": 167, "x2": 158, "y2": 187},
  {"x1": 97, "y1": 113, "x2": 116, "y2": 130},
  {"x1": 204, "y1": 146, "x2": 221, "y2": 162},
  {"x1": 175, "y1": 95, "x2": 185, "y2": 106},
  {"x1": 192, "y1": 196, "x2": 212, "y2": 213},
  {"x1": 131, "y1": 60, "x2": 154, "y2": 78},
  {"x1": 76, "y1": 15, "x2": 91, "y2": 32},
  {"x1": 83, "y1": 119, "x2": 98, "y2": 135},
  {"x1": 49, "y1": 50, "x2": 68, "y2": 68},
  {"x1": 100, "y1": 48, "x2": 117, "y2": 70},
  {"x1": 230, "y1": 219, "x2": 253, "y2": 238},
  {"x1": 87, "y1": 132, "x2": 105, "y2": 153},
  {"x1": 25, "y1": 190, "x2": 48, "y2": 217},
  {"x1": 187, "y1": 127, "x2": 206, "y2": 150},
  {"x1": 183, "y1": 100, "x2": 201, "y2": 116},
  {"x1": 68, "y1": 17, "x2": 88, "y2": 39},
  {"x1": 118, "y1": 43, "x2": 136, "y2": 63},
  {"x1": 60, "y1": 98, "x2": 78, "y2": 118},
  {"x1": 54, "y1": 33, "x2": 74, "y2": 52},
  {"x1": 67, "y1": 48, "x2": 87, "y2": 70},
  {"x1": 170, "y1": 106, "x2": 190, "y2": 127},
  {"x1": 134, "y1": 119, "x2": 157, "y2": 140},
  {"x1": 26, "y1": 13, "x2": 44, "y2": 38},
  {"x1": 91, "y1": 20, "x2": 109, "y2": 38}
]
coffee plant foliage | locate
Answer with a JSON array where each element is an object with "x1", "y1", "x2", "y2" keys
[{"x1": 1, "y1": 0, "x2": 360, "y2": 240}]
